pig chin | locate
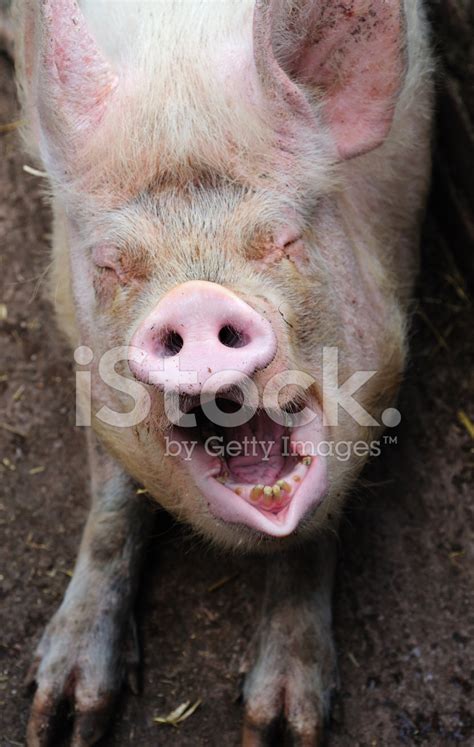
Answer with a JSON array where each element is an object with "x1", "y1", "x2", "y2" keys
[{"x1": 171, "y1": 400, "x2": 328, "y2": 539}]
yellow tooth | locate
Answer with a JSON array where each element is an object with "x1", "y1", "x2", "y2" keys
[
  {"x1": 293, "y1": 475, "x2": 301, "y2": 482},
  {"x1": 216, "y1": 476, "x2": 226, "y2": 484},
  {"x1": 272, "y1": 485, "x2": 281, "y2": 498},
  {"x1": 276, "y1": 479, "x2": 285, "y2": 488},
  {"x1": 263, "y1": 486, "x2": 273, "y2": 505},
  {"x1": 234, "y1": 487, "x2": 242, "y2": 496},
  {"x1": 302, "y1": 456, "x2": 312, "y2": 466},
  {"x1": 250, "y1": 485, "x2": 264, "y2": 502},
  {"x1": 281, "y1": 481, "x2": 291, "y2": 494}
]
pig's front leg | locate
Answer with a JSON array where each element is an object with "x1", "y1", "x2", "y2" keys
[
  {"x1": 242, "y1": 537, "x2": 338, "y2": 746},
  {"x1": 26, "y1": 434, "x2": 148, "y2": 747}
]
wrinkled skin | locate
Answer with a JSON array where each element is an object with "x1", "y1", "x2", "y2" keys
[{"x1": 10, "y1": 0, "x2": 434, "y2": 744}]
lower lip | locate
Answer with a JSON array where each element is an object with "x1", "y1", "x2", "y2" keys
[{"x1": 192, "y1": 453, "x2": 328, "y2": 538}]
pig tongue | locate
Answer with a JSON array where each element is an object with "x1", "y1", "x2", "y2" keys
[{"x1": 225, "y1": 416, "x2": 286, "y2": 485}]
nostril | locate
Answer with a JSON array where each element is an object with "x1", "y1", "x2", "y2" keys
[
  {"x1": 159, "y1": 329, "x2": 184, "y2": 357},
  {"x1": 218, "y1": 324, "x2": 249, "y2": 349}
]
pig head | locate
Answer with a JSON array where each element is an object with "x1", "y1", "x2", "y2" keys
[{"x1": 15, "y1": 0, "x2": 433, "y2": 549}]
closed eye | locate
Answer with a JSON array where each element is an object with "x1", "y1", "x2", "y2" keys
[{"x1": 93, "y1": 245, "x2": 125, "y2": 281}]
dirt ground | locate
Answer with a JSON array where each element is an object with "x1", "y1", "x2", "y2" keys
[{"x1": 0, "y1": 46, "x2": 473, "y2": 747}]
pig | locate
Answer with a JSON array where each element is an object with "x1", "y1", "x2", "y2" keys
[{"x1": 11, "y1": 0, "x2": 433, "y2": 744}]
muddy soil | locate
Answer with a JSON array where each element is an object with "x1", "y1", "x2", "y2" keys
[{"x1": 0, "y1": 51, "x2": 473, "y2": 747}]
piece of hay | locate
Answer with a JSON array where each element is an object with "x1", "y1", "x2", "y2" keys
[
  {"x1": 12, "y1": 384, "x2": 25, "y2": 402},
  {"x1": 0, "y1": 421, "x2": 27, "y2": 438},
  {"x1": 0, "y1": 119, "x2": 24, "y2": 133},
  {"x1": 23, "y1": 164, "x2": 48, "y2": 178},
  {"x1": 153, "y1": 699, "x2": 202, "y2": 728},
  {"x1": 207, "y1": 572, "x2": 239, "y2": 593},
  {"x1": 458, "y1": 410, "x2": 474, "y2": 440},
  {"x1": 29, "y1": 466, "x2": 45, "y2": 475}
]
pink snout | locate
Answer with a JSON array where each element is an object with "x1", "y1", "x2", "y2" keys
[{"x1": 129, "y1": 281, "x2": 277, "y2": 395}]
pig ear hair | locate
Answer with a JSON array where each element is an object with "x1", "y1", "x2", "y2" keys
[
  {"x1": 254, "y1": 0, "x2": 406, "y2": 160},
  {"x1": 21, "y1": 0, "x2": 118, "y2": 173}
]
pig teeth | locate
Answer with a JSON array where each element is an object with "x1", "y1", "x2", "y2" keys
[
  {"x1": 293, "y1": 475, "x2": 301, "y2": 482},
  {"x1": 263, "y1": 486, "x2": 273, "y2": 505},
  {"x1": 216, "y1": 476, "x2": 227, "y2": 484},
  {"x1": 281, "y1": 481, "x2": 291, "y2": 493},
  {"x1": 272, "y1": 485, "x2": 281, "y2": 498},
  {"x1": 276, "y1": 479, "x2": 285, "y2": 488},
  {"x1": 302, "y1": 456, "x2": 312, "y2": 466},
  {"x1": 250, "y1": 485, "x2": 264, "y2": 502},
  {"x1": 234, "y1": 487, "x2": 242, "y2": 496}
]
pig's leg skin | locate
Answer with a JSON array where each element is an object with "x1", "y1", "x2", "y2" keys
[
  {"x1": 242, "y1": 537, "x2": 338, "y2": 746},
  {"x1": 26, "y1": 433, "x2": 148, "y2": 747}
]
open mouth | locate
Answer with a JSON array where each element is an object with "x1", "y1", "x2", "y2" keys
[{"x1": 172, "y1": 396, "x2": 327, "y2": 537}]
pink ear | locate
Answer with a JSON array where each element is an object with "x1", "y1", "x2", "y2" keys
[
  {"x1": 255, "y1": 0, "x2": 406, "y2": 159},
  {"x1": 29, "y1": 0, "x2": 118, "y2": 168}
]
